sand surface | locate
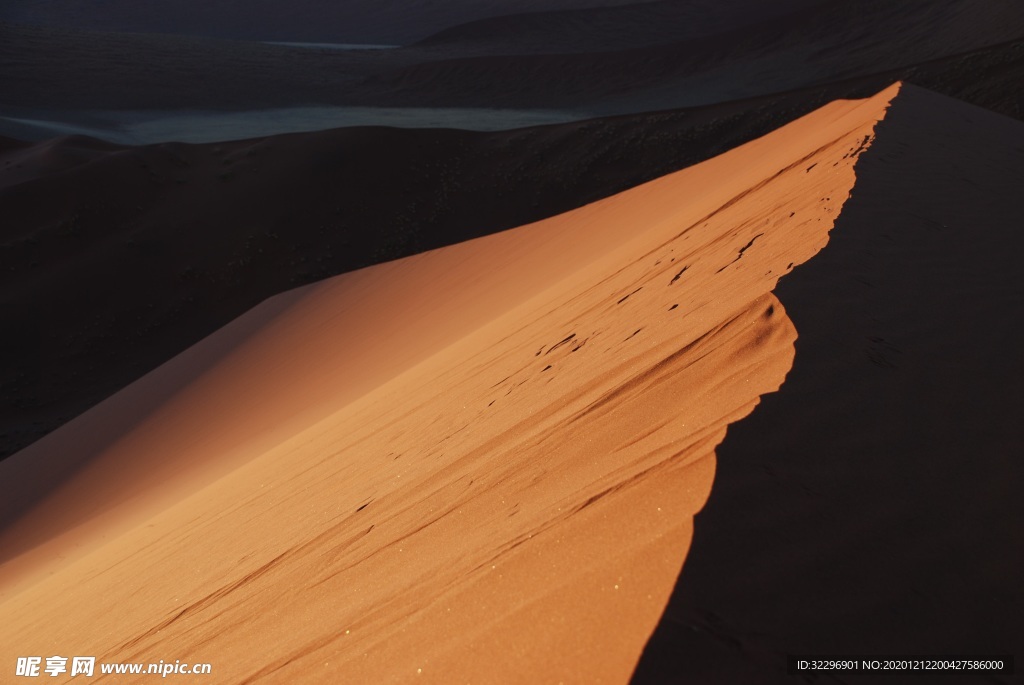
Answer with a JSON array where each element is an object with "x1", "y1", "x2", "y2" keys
[{"x1": 0, "y1": 86, "x2": 898, "y2": 682}]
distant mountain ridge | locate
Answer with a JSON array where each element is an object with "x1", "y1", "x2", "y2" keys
[
  {"x1": 381, "y1": 0, "x2": 1024, "y2": 112},
  {"x1": 3, "y1": 0, "x2": 1022, "y2": 117}
]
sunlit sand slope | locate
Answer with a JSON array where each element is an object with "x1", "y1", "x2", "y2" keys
[{"x1": 0, "y1": 85, "x2": 897, "y2": 683}]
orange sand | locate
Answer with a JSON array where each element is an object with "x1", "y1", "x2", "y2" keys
[{"x1": 0, "y1": 85, "x2": 898, "y2": 683}]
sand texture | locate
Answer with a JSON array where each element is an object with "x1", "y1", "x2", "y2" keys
[{"x1": 0, "y1": 87, "x2": 899, "y2": 682}]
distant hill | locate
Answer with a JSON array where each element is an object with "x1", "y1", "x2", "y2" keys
[
  {"x1": 4, "y1": 0, "x2": 1022, "y2": 117},
  {"x1": 376, "y1": 0, "x2": 1024, "y2": 112}
]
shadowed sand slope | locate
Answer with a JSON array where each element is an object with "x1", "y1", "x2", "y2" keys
[
  {"x1": 633, "y1": 85, "x2": 1024, "y2": 684},
  {"x1": 0, "y1": 86, "x2": 896, "y2": 683}
]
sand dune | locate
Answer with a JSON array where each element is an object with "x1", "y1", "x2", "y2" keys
[{"x1": 0, "y1": 86, "x2": 897, "y2": 682}]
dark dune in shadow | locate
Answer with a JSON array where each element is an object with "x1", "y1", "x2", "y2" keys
[
  {"x1": 375, "y1": 0, "x2": 1024, "y2": 112},
  {"x1": 632, "y1": 85, "x2": 1024, "y2": 684},
  {"x1": 3, "y1": 0, "x2": 1023, "y2": 118}
]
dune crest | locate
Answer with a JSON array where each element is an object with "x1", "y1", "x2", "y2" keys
[{"x1": 0, "y1": 85, "x2": 897, "y2": 682}]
